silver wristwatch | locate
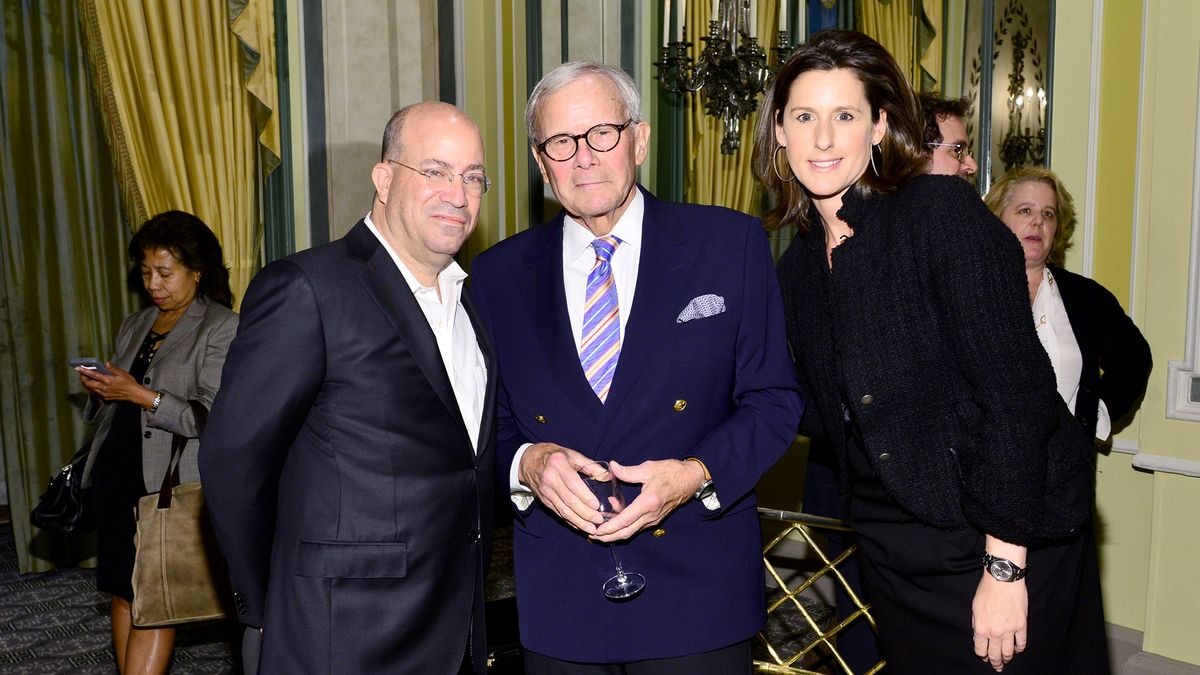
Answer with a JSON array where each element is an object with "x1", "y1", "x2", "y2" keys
[{"x1": 982, "y1": 552, "x2": 1027, "y2": 582}]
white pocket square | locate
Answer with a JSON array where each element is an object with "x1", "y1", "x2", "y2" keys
[{"x1": 676, "y1": 294, "x2": 726, "y2": 323}]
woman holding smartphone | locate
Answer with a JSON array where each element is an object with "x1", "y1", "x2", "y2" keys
[{"x1": 76, "y1": 211, "x2": 238, "y2": 675}]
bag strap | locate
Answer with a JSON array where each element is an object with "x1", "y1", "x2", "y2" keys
[{"x1": 155, "y1": 400, "x2": 209, "y2": 510}]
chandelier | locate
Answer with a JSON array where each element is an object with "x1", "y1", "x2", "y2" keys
[{"x1": 655, "y1": 1, "x2": 794, "y2": 154}]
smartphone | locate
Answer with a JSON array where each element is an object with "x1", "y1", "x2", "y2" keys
[{"x1": 70, "y1": 357, "x2": 112, "y2": 375}]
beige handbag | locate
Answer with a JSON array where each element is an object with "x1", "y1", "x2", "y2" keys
[{"x1": 131, "y1": 401, "x2": 232, "y2": 627}]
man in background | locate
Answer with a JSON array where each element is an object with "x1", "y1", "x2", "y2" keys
[{"x1": 921, "y1": 93, "x2": 979, "y2": 180}]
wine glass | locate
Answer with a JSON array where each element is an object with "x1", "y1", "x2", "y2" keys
[{"x1": 578, "y1": 461, "x2": 646, "y2": 599}]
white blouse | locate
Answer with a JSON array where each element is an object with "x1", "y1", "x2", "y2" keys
[{"x1": 1032, "y1": 269, "x2": 1111, "y2": 440}]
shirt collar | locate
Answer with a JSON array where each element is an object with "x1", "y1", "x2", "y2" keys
[
  {"x1": 563, "y1": 189, "x2": 644, "y2": 264},
  {"x1": 364, "y1": 212, "x2": 467, "y2": 297}
]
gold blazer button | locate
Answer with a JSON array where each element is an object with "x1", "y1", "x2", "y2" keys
[
  {"x1": 652, "y1": 528, "x2": 667, "y2": 537},
  {"x1": 534, "y1": 414, "x2": 547, "y2": 424},
  {"x1": 673, "y1": 399, "x2": 687, "y2": 411}
]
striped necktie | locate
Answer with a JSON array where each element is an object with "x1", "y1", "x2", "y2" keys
[{"x1": 580, "y1": 236, "x2": 621, "y2": 402}]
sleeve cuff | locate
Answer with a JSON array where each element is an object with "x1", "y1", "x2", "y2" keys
[{"x1": 510, "y1": 443, "x2": 536, "y2": 512}]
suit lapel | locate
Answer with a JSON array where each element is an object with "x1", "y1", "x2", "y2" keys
[
  {"x1": 513, "y1": 218, "x2": 604, "y2": 416},
  {"x1": 350, "y1": 223, "x2": 469, "y2": 438},
  {"x1": 149, "y1": 296, "x2": 207, "y2": 369},
  {"x1": 601, "y1": 190, "x2": 699, "y2": 416},
  {"x1": 462, "y1": 289, "x2": 496, "y2": 461},
  {"x1": 112, "y1": 307, "x2": 158, "y2": 369}
]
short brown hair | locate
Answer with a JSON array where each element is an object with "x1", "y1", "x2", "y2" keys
[{"x1": 919, "y1": 93, "x2": 971, "y2": 147}]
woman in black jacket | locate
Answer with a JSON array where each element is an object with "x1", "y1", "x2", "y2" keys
[
  {"x1": 753, "y1": 30, "x2": 1108, "y2": 673},
  {"x1": 985, "y1": 167, "x2": 1151, "y2": 440}
]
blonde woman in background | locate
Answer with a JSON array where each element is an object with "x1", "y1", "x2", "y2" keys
[{"x1": 985, "y1": 167, "x2": 1151, "y2": 441}]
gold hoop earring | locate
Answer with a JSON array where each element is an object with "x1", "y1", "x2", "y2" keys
[
  {"x1": 869, "y1": 143, "x2": 880, "y2": 176},
  {"x1": 773, "y1": 145, "x2": 795, "y2": 183}
]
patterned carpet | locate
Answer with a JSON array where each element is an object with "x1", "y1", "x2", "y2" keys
[
  {"x1": 1, "y1": 518, "x2": 833, "y2": 673},
  {"x1": 0, "y1": 522, "x2": 239, "y2": 674}
]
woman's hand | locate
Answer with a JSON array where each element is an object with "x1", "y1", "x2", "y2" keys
[
  {"x1": 76, "y1": 362, "x2": 157, "y2": 409},
  {"x1": 972, "y1": 535, "x2": 1029, "y2": 671}
]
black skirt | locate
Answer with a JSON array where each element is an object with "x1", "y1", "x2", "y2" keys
[
  {"x1": 844, "y1": 427, "x2": 1110, "y2": 674},
  {"x1": 91, "y1": 401, "x2": 147, "y2": 601},
  {"x1": 90, "y1": 330, "x2": 162, "y2": 601}
]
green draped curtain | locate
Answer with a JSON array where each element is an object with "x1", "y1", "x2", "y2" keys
[{"x1": 1, "y1": 0, "x2": 138, "y2": 573}]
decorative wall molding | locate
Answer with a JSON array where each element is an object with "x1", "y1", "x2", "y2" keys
[
  {"x1": 1164, "y1": 65, "x2": 1200, "y2": 422},
  {"x1": 1111, "y1": 438, "x2": 1139, "y2": 455},
  {"x1": 1080, "y1": 0, "x2": 1104, "y2": 277},
  {"x1": 1132, "y1": 452, "x2": 1200, "y2": 478},
  {"x1": 1129, "y1": 0, "x2": 1149, "y2": 316}
]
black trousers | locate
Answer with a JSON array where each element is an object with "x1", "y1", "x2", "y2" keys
[
  {"x1": 523, "y1": 639, "x2": 751, "y2": 675},
  {"x1": 852, "y1": 519, "x2": 1110, "y2": 674}
]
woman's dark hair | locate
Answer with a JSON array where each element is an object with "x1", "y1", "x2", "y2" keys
[
  {"x1": 129, "y1": 211, "x2": 234, "y2": 308},
  {"x1": 752, "y1": 29, "x2": 929, "y2": 232}
]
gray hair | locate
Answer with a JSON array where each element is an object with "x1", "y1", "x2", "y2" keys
[{"x1": 525, "y1": 61, "x2": 643, "y2": 143}]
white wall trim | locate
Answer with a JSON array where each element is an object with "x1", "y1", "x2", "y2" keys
[
  {"x1": 1111, "y1": 438, "x2": 1139, "y2": 456},
  {"x1": 1129, "y1": 0, "x2": 1148, "y2": 317},
  {"x1": 1132, "y1": 452, "x2": 1200, "y2": 478},
  {"x1": 1080, "y1": 0, "x2": 1104, "y2": 277},
  {"x1": 1163, "y1": 64, "x2": 1200, "y2": 422}
]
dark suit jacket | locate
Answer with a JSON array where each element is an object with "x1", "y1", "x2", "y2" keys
[
  {"x1": 200, "y1": 222, "x2": 497, "y2": 674},
  {"x1": 777, "y1": 175, "x2": 1095, "y2": 546},
  {"x1": 81, "y1": 296, "x2": 237, "y2": 491},
  {"x1": 1050, "y1": 266, "x2": 1152, "y2": 438},
  {"x1": 470, "y1": 188, "x2": 803, "y2": 662}
]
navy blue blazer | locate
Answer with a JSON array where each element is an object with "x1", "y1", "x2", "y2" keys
[{"x1": 471, "y1": 187, "x2": 803, "y2": 662}]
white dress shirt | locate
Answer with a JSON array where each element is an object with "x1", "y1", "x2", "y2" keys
[
  {"x1": 365, "y1": 213, "x2": 487, "y2": 452},
  {"x1": 509, "y1": 192, "x2": 719, "y2": 510},
  {"x1": 1032, "y1": 269, "x2": 1111, "y2": 440}
]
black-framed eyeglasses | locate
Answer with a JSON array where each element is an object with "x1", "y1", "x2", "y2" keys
[
  {"x1": 926, "y1": 142, "x2": 970, "y2": 162},
  {"x1": 536, "y1": 120, "x2": 635, "y2": 162},
  {"x1": 388, "y1": 160, "x2": 491, "y2": 197}
]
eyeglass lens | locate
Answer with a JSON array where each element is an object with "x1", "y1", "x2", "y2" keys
[{"x1": 541, "y1": 122, "x2": 629, "y2": 161}]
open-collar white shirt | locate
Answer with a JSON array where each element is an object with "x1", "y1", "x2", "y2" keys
[
  {"x1": 1032, "y1": 268, "x2": 1111, "y2": 440},
  {"x1": 365, "y1": 213, "x2": 487, "y2": 452}
]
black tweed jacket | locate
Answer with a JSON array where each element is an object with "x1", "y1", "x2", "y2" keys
[
  {"x1": 778, "y1": 174, "x2": 1094, "y2": 546},
  {"x1": 1050, "y1": 266, "x2": 1152, "y2": 437}
]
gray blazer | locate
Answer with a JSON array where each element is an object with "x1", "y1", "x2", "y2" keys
[{"x1": 81, "y1": 295, "x2": 238, "y2": 492}]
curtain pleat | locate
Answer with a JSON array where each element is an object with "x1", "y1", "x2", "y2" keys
[
  {"x1": 856, "y1": 0, "x2": 918, "y2": 85},
  {"x1": 77, "y1": 0, "x2": 279, "y2": 307},
  {"x1": 920, "y1": 0, "x2": 942, "y2": 92},
  {"x1": 682, "y1": 1, "x2": 778, "y2": 216},
  {"x1": 1, "y1": 0, "x2": 137, "y2": 573}
]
